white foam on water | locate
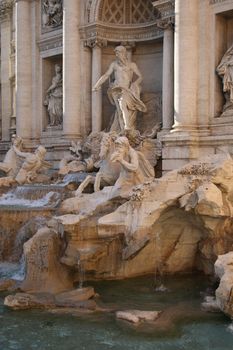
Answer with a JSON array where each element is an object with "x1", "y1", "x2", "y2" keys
[
  {"x1": 227, "y1": 323, "x2": 233, "y2": 334},
  {"x1": 0, "y1": 257, "x2": 25, "y2": 281},
  {"x1": 0, "y1": 190, "x2": 60, "y2": 208}
]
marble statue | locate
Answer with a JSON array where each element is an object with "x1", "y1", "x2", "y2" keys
[
  {"x1": 217, "y1": 44, "x2": 233, "y2": 115},
  {"x1": 75, "y1": 132, "x2": 121, "y2": 195},
  {"x1": 93, "y1": 45, "x2": 147, "y2": 132},
  {"x1": 13, "y1": 145, "x2": 50, "y2": 185},
  {"x1": 42, "y1": 0, "x2": 63, "y2": 28},
  {"x1": 44, "y1": 64, "x2": 63, "y2": 126},
  {"x1": 110, "y1": 136, "x2": 155, "y2": 197},
  {"x1": 0, "y1": 135, "x2": 23, "y2": 177}
]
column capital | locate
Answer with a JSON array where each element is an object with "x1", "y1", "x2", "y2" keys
[
  {"x1": 153, "y1": 0, "x2": 175, "y2": 19},
  {"x1": 157, "y1": 18, "x2": 174, "y2": 30},
  {"x1": 84, "y1": 38, "x2": 107, "y2": 49}
]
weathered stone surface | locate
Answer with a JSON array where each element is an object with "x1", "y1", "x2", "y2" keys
[
  {"x1": 55, "y1": 287, "x2": 95, "y2": 303},
  {"x1": 4, "y1": 293, "x2": 56, "y2": 310},
  {"x1": 20, "y1": 227, "x2": 73, "y2": 294},
  {"x1": 0, "y1": 279, "x2": 16, "y2": 292},
  {"x1": 215, "y1": 252, "x2": 233, "y2": 318},
  {"x1": 116, "y1": 310, "x2": 161, "y2": 324}
]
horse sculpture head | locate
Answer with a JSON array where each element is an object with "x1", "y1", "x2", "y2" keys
[{"x1": 99, "y1": 132, "x2": 117, "y2": 160}]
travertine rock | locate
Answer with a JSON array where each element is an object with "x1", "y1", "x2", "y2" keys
[
  {"x1": 4, "y1": 292, "x2": 56, "y2": 310},
  {"x1": 215, "y1": 252, "x2": 233, "y2": 318},
  {"x1": 116, "y1": 310, "x2": 161, "y2": 324},
  {"x1": 20, "y1": 227, "x2": 73, "y2": 294},
  {"x1": 59, "y1": 154, "x2": 233, "y2": 279}
]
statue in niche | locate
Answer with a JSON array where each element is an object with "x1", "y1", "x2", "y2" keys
[
  {"x1": 217, "y1": 44, "x2": 233, "y2": 116},
  {"x1": 44, "y1": 64, "x2": 63, "y2": 127},
  {"x1": 13, "y1": 146, "x2": 51, "y2": 185},
  {"x1": 0, "y1": 135, "x2": 23, "y2": 177},
  {"x1": 42, "y1": 0, "x2": 63, "y2": 28},
  {"x1": 93, "y1": 45, "x2": 147, "y2": 132}
]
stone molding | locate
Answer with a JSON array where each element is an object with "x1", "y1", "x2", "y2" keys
[
  {"x1": 38, "y1": 33, "x2": 62, "y2": 52},
  {"x1": 209, "y1": 0, "x2": 229, "y2": 4},
  {"x1": 80, "y1": 22, "x2": 163, "y2": 44}
]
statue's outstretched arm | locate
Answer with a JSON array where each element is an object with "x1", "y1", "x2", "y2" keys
[{"x1": 93, "y1": 63, "x2": 114, "y2": 91}]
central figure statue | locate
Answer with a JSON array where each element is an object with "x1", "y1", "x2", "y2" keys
[{"x1": 93, "y1": 45, "x2": 147, "y2": 132}]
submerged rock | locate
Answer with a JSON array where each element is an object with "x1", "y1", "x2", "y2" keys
[
  {"x1": 116, "y1": 310, "x2": 161, "y2": 324},
  {"x1": 4, "y1": 292, "x2": 56, "y2": 310},
  {"x1": 55, "y1": 287, "x2": 95, "y2": 306}
]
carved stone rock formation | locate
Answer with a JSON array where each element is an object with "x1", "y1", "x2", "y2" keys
[
  {"x1": 20, "y1": 226, "x2": 73, "y2": 294},
  {"x1": 57, "y1": 153, "x2": 233, "y2": 280}
]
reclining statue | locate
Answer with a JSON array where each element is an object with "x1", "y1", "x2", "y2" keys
[
  {"x1": 0, "y1": 135, "x2": 23, "y2": 177},
  {"x1": 13, "y1": 145, "x2": 50, "y2": 185}
]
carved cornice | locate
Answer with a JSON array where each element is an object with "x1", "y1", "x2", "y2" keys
[
  {"x1": 80, "y1": 22, "x2": 163, "y2": 44},
  {"x1": 38, "y1": 33, "x2": 62, "y2": 53},
  {"x1": 152, "y1": 0, "x2": 174, "y2": 20},
  {"x1": 209, "y1": 0, "x2": 229, "y2": 4},
  {"x1": 0, "y1": 0, "x2": 14, "y2": 20}
]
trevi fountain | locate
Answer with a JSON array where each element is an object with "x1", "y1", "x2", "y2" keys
[{"x1": 0, "y1": 0, "x2": 233, "y2": 349}]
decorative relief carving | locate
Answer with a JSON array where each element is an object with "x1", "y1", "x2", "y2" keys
[
  {"x1": 99, "y1": 0, "x2": 158, "y2": 25},
  {"x1": 80, "y1": 23, "x2": 163, "y2": 44},
  {"x1": 0, "y1": 0, "x2": 14, "y2": 20},
  {"x1": 42, "y1": 0, "x2": 63, "y2": 30},
  {"x1": 209, "y1": 0, "x2": 229, "y2": 4},
  {"x1": 152, "y1": 0, "x2": 174, "y2": 21}
]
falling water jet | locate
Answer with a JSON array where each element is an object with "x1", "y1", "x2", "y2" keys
[{"x1": 76, "y1": 253, "x2": 85, "y2": 289}]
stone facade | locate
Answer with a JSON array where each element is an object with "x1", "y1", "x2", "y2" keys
[{"x1": 0, "y1": 0, "x2": 233, "y2": 171}]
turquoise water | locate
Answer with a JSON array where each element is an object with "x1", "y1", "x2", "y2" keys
[{"x1": 0, "y1": 275, "x2": 233, "y2": 350}]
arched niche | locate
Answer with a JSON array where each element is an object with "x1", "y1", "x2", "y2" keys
[{"x1": 81, "y1": 0, "x2": 163, "y2": 132}]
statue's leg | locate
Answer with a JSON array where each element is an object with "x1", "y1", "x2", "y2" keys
[
  {"x1": 118, "y1": 97, "x2": 130, "y2": 130},
  {"x1": 94, "y1": 172, "x2": 102, "y2": 192},
  {"x1": 75, "y1": 175, "x2": 94, "y2": 196}
]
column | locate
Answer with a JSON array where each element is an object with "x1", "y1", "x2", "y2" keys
[
  {"x1": 63, "y1": 0, "x2": 81, "y2": 138},
  {"x1": 162, "y1": 24, "x2": 174, "y2": 131},
  {"x1": 80, "y1": 44, "x2": 92, "y2": 136},
  {"x1": 173, "y1": 0, "x2": 198, "y2": 131},
  {"x1": 0, "y1": 14, "x2": 12, "y2": 141},
  {"x1": 15, "y1": 0, "x2": 32, "y2": 140},
  {"x1": 91, "y1": 42, "x2": 102, "y2": 133}
]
